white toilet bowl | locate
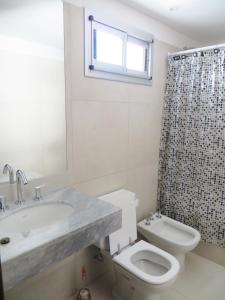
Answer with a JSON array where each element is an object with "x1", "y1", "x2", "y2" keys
[
  {"x1": 112, "y1": 240, "x2": 180, "y2": 300},
  {"x1": 97, "y1": 190, "x2": 180, "y2": 300},
  {"x1": 138, "y1": 214, "x2": 201, "y2": 270}
]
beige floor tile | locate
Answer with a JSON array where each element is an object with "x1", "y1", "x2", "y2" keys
[
  {"x1": 194, "y1": 241, "x2": 225, "y2": 268},
  {"x1": 173, "y1": 253, "x2": 225, "y2": 300},
  {"x1": 69, "y1": 273, "x2": 114, "y2": 300},
  {"x1": 161, "y1": 288, "x2": 190, "y2": 300},
  {"x1": 68, "y1": 253, "x2": 225, "y2": 300}
]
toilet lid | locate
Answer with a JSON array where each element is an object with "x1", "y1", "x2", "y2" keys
[
  {"x1": 113, "y1": 240, "x2": 180, "y2": 285},
  {"x1": 99, "y1": 189, "x2": 137, "y2": 255}
]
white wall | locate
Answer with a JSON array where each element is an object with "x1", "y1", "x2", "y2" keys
[
  {"x1": 65, "y1": 0, "x2": 199, "y2": 49},
  {"x1": 67, "y1": 3, "x2": 178, "y2": 221}
]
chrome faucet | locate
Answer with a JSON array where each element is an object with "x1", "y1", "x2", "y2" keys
[
  {"x1": 16, "y1": 170, "x2": 28, "y2": 205},
  {"x1": 3, "y1": 164, "x2": 14, "y2": 184},
  {"x1": 156, "y1": 208, "x2": 162, "y2": 219},
  {"x1": 145, "y1": 211, "x2": 155, "y2": 225}
]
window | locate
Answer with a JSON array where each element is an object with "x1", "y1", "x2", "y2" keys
[
  {"x1": 85, "y1": 10, "x2": 153, "y2": 85},
  {"x1": 126, "y1": 37, "x2": 148, "y2": 73},
  {"x1": 92, "y1": 21, "x2": 125, "y2": 72}
]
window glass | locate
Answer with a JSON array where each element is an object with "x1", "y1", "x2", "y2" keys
[
  {"x1": 126, "y1": 40, "x2": 146, "y2": 72},
  {"x1": 95, "y1": 30, "x2": 123, "y2": 66}
]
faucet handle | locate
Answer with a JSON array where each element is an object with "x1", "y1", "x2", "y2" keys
[
  {"x1": 34, "y1": 185, "x2": 45, "y2": 201},
  {"x1": 145, "y1": 211, "x2": 155, "y2": 225},
  {"x1": 156, "y1": 208, "x2": 162, "y2": 219},
  {"x1": 149, "y1": 210, "x2": 155, "y2": 220},
  {"x1": 16, "y1": 170, "x2": 28, "y2": 185},
  {"x1": 145, "y1": 217, "x2": 151, "y2": 225}
]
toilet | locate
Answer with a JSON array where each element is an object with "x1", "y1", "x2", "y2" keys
[
  {"x1": 97, "y1": 190, "x2": 180, "y2": 300},
  {"x1": 138, "y1": 213, "x2": 201, "y2": 270}
]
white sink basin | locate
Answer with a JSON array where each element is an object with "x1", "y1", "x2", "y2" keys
[{"x1": 0, "y1": 202, "x2": 74, "y2": 234}]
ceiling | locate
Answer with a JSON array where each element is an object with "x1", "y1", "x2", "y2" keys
[{"x1": 119, "y1": 0, "x2": 225, "y2": 45}]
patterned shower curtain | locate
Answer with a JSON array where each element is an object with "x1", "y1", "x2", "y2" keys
[{"x1": 158, "y1": 49, "x2": 225, "y2": 247}]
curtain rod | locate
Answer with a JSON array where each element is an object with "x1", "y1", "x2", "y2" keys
[{"x1": 168, "y1": 42, "x2": 225, "y2": 57}]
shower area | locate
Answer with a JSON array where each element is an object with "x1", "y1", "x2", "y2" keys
[{"x1": 158, "y1": 44, "x2": 225, "y2": 248}]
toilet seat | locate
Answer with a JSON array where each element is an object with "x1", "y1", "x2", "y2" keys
[{"x1": 113, "y1": 240, "x2": 180, "y2": 285}]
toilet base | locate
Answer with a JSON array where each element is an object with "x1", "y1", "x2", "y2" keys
[{"x1": 112, "y1": 268, "x2": 161, "y2": 300}]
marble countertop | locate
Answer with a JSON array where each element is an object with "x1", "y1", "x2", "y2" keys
[{"x1": 0, "y1": 187, "x2": 122, "y2": 291}]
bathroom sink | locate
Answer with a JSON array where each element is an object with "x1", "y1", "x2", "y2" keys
[
  {"x1": 0, "y1": 202, "x2": 74, "y2": 234},
  {"x1": 1, "y1": 188, "x2": 122, "y2": 291}
]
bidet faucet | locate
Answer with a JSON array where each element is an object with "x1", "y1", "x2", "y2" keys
[
  {"x1": 145, "y1": 211, "x2": 154, "y2": 225},
  {"x1": 16, "y1": 170, "x2": 28, "y2": 205},
  {"x1": 3, "y1": 164, "x2": 14, "y2": 184},
  {"x1": 156, "y1": 208, "x2": 162, "y2": 219},
  {"x1": 33, "y1": 185, "x2": 45, "y2": 201},
  {"x1": 145, "y1": 217, "x2": 151, "y2": 225}
]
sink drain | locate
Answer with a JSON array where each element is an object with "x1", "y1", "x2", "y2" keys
[{"x1": 0, "y1": 237, "x2": 10, "y2": 245}]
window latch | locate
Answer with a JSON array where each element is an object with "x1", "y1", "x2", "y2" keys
[{"x1": 88, "y1": 15, "x2": 94, "y2": 21}]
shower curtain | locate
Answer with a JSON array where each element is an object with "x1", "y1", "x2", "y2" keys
[{"x1": 158, "y1": 48, "x2": 225, "y2": 247}]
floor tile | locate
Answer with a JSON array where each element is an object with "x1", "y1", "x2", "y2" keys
[
  {"x1": 68, "y1": 273, "x2": 114, "y2": 300},
  {"x1": 161, "y1": 288, "x2": 190, "y2": 300},
  {"x1": 173, "y1": 253, "x2": 225, "y2": 300},
  {"x1": 68, "y1": 253, "x2": 225, "y2": 300}
]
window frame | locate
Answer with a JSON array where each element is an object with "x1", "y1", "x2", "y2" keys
[{"x1": 84, "y1": 9, "x2": 154, "y2": 86}]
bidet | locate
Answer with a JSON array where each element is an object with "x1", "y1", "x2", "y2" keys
[{"x1": 138, "y1": 214, "x2": 201, "y2": 270}]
